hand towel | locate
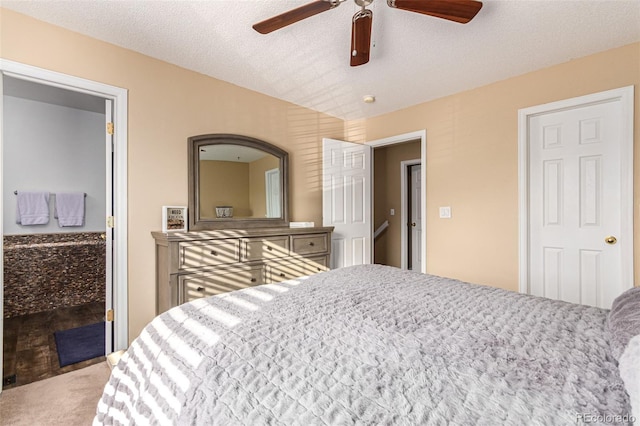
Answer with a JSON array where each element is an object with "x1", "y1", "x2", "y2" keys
[
  {"x1": 54, "y1": 192, "x2": 85, "y2": 227},
  {"x1": 15, "y1": 191, "x2": 50, "y2": 225}
]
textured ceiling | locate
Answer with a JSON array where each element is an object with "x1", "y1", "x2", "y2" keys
[{"x1": 3, "y1": 0, "x2": 640, "y2": 121}]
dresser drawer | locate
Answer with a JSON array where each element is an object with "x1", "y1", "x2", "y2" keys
[
  {"x1": 180, "y1": 266, "x2": 263, "y2": 303},
  {"x1": 240, "y1": 236, "x2": 289, "y2": 262},
  {"x1": 291, "y1": 233, "x2": 328, "y2": 255},
  {"x1": 266, "y1": 256, "x2": 329, "y2": 283},
  {"x1": 178, "y1": 239, "x2": 239, "y2": 269}
]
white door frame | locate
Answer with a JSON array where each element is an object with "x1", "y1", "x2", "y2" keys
[
  {"x1": 0, "y1": 60, "x2": 129, "y2": 359},
  {"x1": 367, "y1": 130, "x2": 427, "y2": 273},
  {"x1": 518, "y1": 86, "x2": 634, "y2": 295},
  {"x1": 400, "y1": 159, "x2": 421, "y2": 270}
]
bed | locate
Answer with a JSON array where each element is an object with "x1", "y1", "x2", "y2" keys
[{"x1": 94, "y1": 264, "x2": 639, "y2": 425}]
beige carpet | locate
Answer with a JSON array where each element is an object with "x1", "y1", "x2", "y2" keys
[{"x1": 0, "y1": 362, "x2": 111, "y2": 426}]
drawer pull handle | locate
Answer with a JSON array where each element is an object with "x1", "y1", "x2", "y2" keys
[
  {"x1": 279, "y1": 273, "x2": 286, "y2": 277},
  {"x1": 250, "y1": 278, "x2": 257, "y2": 283},
  {"x1": 210, "y1": 250, "x2": 218, "y2": 256},
  {"x1": 196, "y1": 287, "x2": 205, "y2": 292},
  {"x1": 267, "y1": 246, "x2": 273, "y2": 251},
  {"x1": 309, "y1": 242, "x2": 315, "y2": 246}
]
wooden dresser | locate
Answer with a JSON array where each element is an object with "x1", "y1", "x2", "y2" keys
[{"x1": 152, "y1": 227, "x2": 333, "y2": 314}]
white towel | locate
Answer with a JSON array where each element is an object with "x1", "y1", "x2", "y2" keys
[
  {"x1": 16, "y1": 191, "x2": 50, "y2": 225},
  {"x1": 54, "y1": 192, "x2": 85, "y2": 227}
]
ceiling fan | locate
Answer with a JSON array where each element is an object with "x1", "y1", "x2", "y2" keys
[{"x1": 253, "y1": 0, "x2": 483, "y2": 67}]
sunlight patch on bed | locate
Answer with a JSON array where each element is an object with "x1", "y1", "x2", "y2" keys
[
  {"x1": 139, "y1": 388, "x2": 171, "y2": 425},
  {"x1": 217, "y1": 293, "x2": 260, "y2": 312},
  {"x1": 148, "y1": 371, "x2": 181, "y2": 414},
  {"x1": 111, "y1": 356, "x2": 140, "y2": 398},
  {"x1": 138, "y1": 328, "x2": 190, "y2": 392},
  {"x1": 260, "y1": 283, "x2": 290, "y2": 293},
  {"x1": 115, "y1": 342, "x2": 182, "y2": 418},
  {"x1": 190, "y1": 298, "x2": 243, "y2": 327},
  {"x1": 169, "y1": 306, "x2": 223, "y2": 344},
  {"x1": 240, "y1": 287, "x2": 274, "y2": 301},
  {"x1": 128, "y1": 339, "x2": 155, "y2": 380},
  {"x1": 98, "y1": 399, "x2": 128, "y2": 425},
  {"x1": 107, "y1": 373, "x2": 138, "y2": 422},
  {"x1": 281, "y1": 275, "x2": 311, "y2": 286},
  {"x1": 152, "y1": 317, "x2": 203, "y2": 369}
]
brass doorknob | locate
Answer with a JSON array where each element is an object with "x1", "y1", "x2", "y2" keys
[
  {"x1": 605, "y1": 236, "x2": 617, "y2": 245},
  {"x1": 100, "y1": 233, "x2": 106, "y2": 240},
  {"x1": 411, "y1": 222, "x2": 416, "y2": 227}
]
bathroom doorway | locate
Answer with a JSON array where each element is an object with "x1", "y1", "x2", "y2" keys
[{"x1": 0, "y1": 61, "x2": 128, "y2": 390}]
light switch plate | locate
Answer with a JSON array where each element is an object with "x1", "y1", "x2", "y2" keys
[{"x1": 439, "y1": 206, "x2": 452, "y2": 219}]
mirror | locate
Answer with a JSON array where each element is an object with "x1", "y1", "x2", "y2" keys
[{"x1": 188, "y1": 134, "x2": 289, "y2": 230}]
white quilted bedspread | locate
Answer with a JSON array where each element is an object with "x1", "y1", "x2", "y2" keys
[{"x1": 94, "y1": 265, "x2": 632, "y2": 425}]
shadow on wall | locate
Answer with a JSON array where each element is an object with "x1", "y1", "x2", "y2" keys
[{"x1": 284, "y1": 106, "x2": 362, "y2": 223}]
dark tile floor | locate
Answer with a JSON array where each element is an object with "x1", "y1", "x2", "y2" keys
[{"x1": 3, "y1": 301, "x2": 106, "y2": 389}]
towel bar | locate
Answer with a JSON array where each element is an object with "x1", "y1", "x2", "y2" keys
[{"x1": 14, "y1": 191, "x2": 87, "y2": 197}]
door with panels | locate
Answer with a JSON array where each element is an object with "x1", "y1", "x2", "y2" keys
[
  {"x1": 322, "y1": 138, "x2": 372, "y2": 269},
  {"x1": 525, "y1": 88, "x2": 633, "y2": 308}
]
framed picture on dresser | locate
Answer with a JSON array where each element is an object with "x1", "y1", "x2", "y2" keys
[{"x1": 162, "y1": 206, "x2": 187, "y2": 232}]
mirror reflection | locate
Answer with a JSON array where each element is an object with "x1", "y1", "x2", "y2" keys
[{"x1": 199, "y1": 144, "x2": 281, "y2": 219}]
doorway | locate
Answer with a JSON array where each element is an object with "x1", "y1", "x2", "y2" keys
[
  {"x1": 371, "y1": 140, "x2": 422, "y2": 269},
  {"x1": 0, "y1": 59, "x2": 129, "y2": 393},
  {"x1": 322, "y1": 130, "x2": 426, "y2": 272},
  {"x1": 518, "y1": 86, "x2": 634, "y2": 308},
  {"x1": 2, "y1": 76, "x2": 108, "y2": 387}
]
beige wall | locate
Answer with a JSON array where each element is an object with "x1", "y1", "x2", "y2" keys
[
  {"x1": 199, "y1": 160, "x2": 251, "y2": 218},
  {"x1": 359, "y1": 42, "x2": 640, "y2": 291},
  {"x1": 2, "y1": 7, "x2": 638, "y2": 340},
  {"x1": 0, "y1": 8, "x2": 345, "y2": 340},
  {"x1": 373, "y1": 141, "x2": 421, "y2": 267}
]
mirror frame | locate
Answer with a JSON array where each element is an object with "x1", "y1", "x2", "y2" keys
[{"x1": 188, "y1": 133, "x2": 289, "y2": 230}]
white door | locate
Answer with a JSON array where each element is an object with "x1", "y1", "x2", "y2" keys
[
  {"x1": 410, "y1": 165, "x2": 422, "y2": 271},
  {"x1": 0, "y1": 71, "x2": 4, "y2": 395},
  {"x1": 322, "y1": 138, "x2": 372, "y2": 269},
  {"x1": 524, "y1": 88, "x2": 633, "y2": 308},
  {"x1": 104, "y1": 99, "x2": 114, "y2": 355}
]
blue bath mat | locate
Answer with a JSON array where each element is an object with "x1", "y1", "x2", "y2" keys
[{"x1": 54, "y1": 322, "x2": 105, "y2": 367}]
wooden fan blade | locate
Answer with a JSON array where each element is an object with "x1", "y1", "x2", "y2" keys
[
  {"x1": 350, "y1": 10, "x2": 372, "y2": 67},
  {"x1": 388, "y1": 0, "x2": 482, "y2": 23},
  {"x1": 253, "y1": 1, "x2": 336, "y2": 34}
]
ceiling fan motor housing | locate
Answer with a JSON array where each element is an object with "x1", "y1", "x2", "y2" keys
[{"x1": 354, "y1": 0, "x2": 374, "y2": 7}]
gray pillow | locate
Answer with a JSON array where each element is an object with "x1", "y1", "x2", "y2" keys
[{"x1": 606, "y1": 286, "x2": 640, "y2": 361}]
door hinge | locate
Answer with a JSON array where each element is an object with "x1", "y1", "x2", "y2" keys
[
  {"x1": 107, "y1": 216, "x2": 114, "y2": 228},
  {"x1": 106, "y1": 309, "x2": 114, "y2": 322},
  {"x1": 106, "y1": 122, "x2": 114, "y2": 135}
]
